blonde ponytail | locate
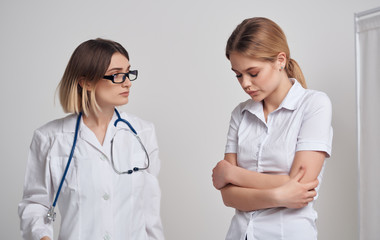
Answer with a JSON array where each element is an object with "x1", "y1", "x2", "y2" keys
[{"x1": 286, "y1": 58, "x2": 307, "y2": 88}]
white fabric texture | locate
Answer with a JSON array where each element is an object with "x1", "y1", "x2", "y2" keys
[
  {"x1": 356, "y1": 9, "x2": 380, "y2": 240},
  {"x1": 18, "y1": 111, "x2": 164, "y2": 240},
  {"x1": 224, "y1": 79, "x2": 333, "y2": 240}
]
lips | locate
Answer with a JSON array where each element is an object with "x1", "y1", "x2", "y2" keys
[
  {"x1": 247, "y1": 90, "x2": 259, "y2": 96},
  {"x1": 120, "y1": 91, "x2": 129, "y2": 97}
]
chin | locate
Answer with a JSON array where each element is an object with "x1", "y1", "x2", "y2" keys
[
  {"x1": 251, "y1": 96, "x2": 264, "y2": 102},
  {"x1": 115, "y1": 99, "x2": 129, "y2": 106}
]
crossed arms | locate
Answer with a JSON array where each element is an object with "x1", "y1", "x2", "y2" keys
[{"x1": 212, "y1": 151, "x2": 326, "y2": 212}]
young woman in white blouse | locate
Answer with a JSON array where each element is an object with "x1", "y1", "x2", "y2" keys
[
  {"x1": 19, "y1": 38, "x2": 164, "y2": 240},
  {"x1": 212, "y1": 17, "x2": 333, "y2": 240}
]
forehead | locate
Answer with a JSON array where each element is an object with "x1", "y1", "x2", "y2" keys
[
  {"x1": 107, "y1": 52, "x2": 130, "y2": 70},
  {"x1": 229, "y1": 52, "x2": 269, "y2": 71}
]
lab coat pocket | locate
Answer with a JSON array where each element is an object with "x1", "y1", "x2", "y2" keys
[{"x1": 49, "y1": 156, "x2": 78, "y2": 193}]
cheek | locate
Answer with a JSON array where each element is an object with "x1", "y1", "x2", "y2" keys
[
  {"x1": 95, "y1": 85, "x2": 114, "y2": 100},
  {"x1": 261, "y1": 70, "x2": 279, "y2": 90}
]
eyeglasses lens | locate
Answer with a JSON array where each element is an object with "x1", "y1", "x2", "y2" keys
[{"x1": 113, "y1": 72, "x2": 137, "y2": 83}]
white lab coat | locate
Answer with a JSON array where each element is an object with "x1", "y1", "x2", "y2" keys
[{"x1": 18, "y1": 111, "x2": 164, "y2": 240}]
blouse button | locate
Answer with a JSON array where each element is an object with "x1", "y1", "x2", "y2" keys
[
  {"x1": 103, "y1": 231, "x2": 111, "y2": 240},
  {"x1": 103, "y1": 193, "x2": 110, "y2": 200}
]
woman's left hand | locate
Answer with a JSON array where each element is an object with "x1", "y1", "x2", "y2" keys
[{"x1": 212, "y1": 160, "x2": 234, "y2": 189}]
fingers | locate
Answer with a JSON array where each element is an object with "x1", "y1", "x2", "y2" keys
[
  {"x1": 212, "y1": 159, "x2": 227, "y2": 172},
  {"x1": 212, "y1": 161, "x2": 226, "y2": 190},
  {"x1": 303, "y1": 179, "x2": 319, "y2": 191}
]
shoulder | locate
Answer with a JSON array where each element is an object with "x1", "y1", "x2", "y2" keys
[
  {"x1": 30, "y1": 114, "x2": 76, "y2": 150},
  {"x1": 34, "y1": 114, "x2": 76, "y2": 138},
  {"x1": 300, "y1": 89, "x2": 332, "y2": 116},
  {"x1": 303, "y1": 89, "x2": 332, "y2": 107}
]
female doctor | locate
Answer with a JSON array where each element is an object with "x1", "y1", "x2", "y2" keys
[
  {"x1": 18, "y1": 38, "x2": 164, "y2": 240},
  {"x1": 212, "y1": 17, "x2": 333, "y2": 239}
]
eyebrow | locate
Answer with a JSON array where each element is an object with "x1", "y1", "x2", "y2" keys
[
  {"x1": 231, "y1": 66, "x2": 259, "y2": 72},
  {"x1": 106, "y1": 65, "x2": 131, "y2": 72}
]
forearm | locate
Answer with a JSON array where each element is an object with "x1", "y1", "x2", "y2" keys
[
  {"x1": 219, "y1": 153, "x2": 290, "y2": 190},
  {"x1": 221, "y1": 184, "x2": 279, "y2": 212},
  {"x1": 19, "y1": 199, "x2": 54, "y2": 239},
  {"x1": 230, "y1": 151, "x2": 326, "y2": 189},
  {"x1": 228, "y1": 166, "x2": 290, "y2": 189},
  {"x1": 220, "y1": 168, "x2": 318, "y2": 212}
]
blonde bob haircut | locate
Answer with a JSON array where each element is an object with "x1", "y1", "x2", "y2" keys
[
  {"x1": 58, "y1": 38, "x2": 129, "y2": 116},
  {"x1": 226, "y1": 17, "x2": 307, "y2": 88}
]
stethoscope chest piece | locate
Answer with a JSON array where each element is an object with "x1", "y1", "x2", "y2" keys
[{"x1": 47, "y1": 206, "x2": 56, "y2": 222}]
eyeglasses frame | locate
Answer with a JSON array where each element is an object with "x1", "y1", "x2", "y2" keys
[{"x1": 103, "y1": 70, "x2": 138, "y2": 83}]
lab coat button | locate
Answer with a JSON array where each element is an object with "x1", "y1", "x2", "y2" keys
[{"x1": 103, "y1": 193, "x2": 110, "y2": 200}]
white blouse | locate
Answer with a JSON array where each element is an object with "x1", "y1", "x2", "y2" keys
[
  {"x1": 225, "y1": 79, "x2": 333, "y2": 240},
  {"x1": 18, "y1": 111, "x2": 164, "y2": 240}
]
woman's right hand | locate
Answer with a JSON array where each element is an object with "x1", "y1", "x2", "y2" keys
[
  {"x1": 40, "y1": 237, "x2": 51, "y2": 240},
  {"x1": 212, "y1": 159, "x2": 234, "y2": 190},
  {"x1": 274, "y1": 168, "x2": 319, "y2": 209}
]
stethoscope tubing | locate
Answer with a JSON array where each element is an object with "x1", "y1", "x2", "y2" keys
[
  {"x1": 52, "y1": 112, "x2": 82, "y2": 208},
  {"x1": 114, "y1": 108, "x2": 137, "y2": 134},
  {"x1": 47, "y1": 112, "x2": 82, "y2": 221}
]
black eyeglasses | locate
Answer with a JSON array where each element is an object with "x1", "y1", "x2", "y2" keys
[{"x1": 103, "y1": 70, "x2": 138, "y2": 83}]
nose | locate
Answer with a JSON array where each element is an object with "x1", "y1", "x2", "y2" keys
[
  {"x1": 121, "y1": 77, "x2": 132, "y2": 88},
  {"x1": 240, "y1": 75, "x2": 252, "y2": 90}
]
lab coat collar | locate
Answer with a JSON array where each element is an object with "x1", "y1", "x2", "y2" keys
[
  {"x1": 241, "y1": 78, "x2": 306, "y2": 117},
  {"x1": 61, "y1": 110, "x2": 132, "y2": 133},
  {"x1": 62, "y1": 113, "x2": 80, "y2": 133},
  {"x1": 61, "y1": 110, "x2": 132, "y2": 156}
]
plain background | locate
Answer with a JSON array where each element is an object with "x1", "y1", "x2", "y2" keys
[{"x1": 0, "y1": 0, "x2": 379, "y2": 239}]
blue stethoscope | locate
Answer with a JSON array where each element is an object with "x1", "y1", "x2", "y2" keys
[{"x1": 47, "y1": 108, "x2": 150, "y2": 222}]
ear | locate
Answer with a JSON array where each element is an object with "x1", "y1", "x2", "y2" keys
[
  {"x1": 276, "y1": 52, "x2": 287, "y2": 70},
  {"x1": 79, "y1": 78, "x2": 94, "y2": 91}
]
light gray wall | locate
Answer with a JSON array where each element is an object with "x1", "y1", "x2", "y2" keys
[{"x1": 1, "y1": 0, "x2": 379, "y2": 239}]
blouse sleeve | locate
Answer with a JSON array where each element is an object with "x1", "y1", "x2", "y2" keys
[
  {"x1": 225, "y1": 104, "x2": 244, "y2": 154},
  {"x1": 296, "y1": 92, "x2": 333, "y2": 157},
  {"x1": 18, "y1": 130, "x2": 54, "y2": 240}
]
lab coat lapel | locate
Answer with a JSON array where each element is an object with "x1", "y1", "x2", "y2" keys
[
  {"x1": 62, "y1": 113, "x2": 113, "y2": 157},
  {"x1": 61, "y1": 111, "x2": 130, "y2": 157},
  {"x1": 79, "y1": 122, "x2": 105, "y2": 154},
  {"x1": 80, "y1": 113, "x2": 122, "y2": 157}
]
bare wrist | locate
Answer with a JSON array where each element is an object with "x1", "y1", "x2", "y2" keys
[
  {"x1": 226, "y1": 164, "x2": 237, "y2": 185},
  {"x1": 272, "y1": 186, "x2": 283, "y2": 207}
]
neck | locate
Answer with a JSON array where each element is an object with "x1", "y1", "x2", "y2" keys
[
  {"x1": 83, "y1": 108, "x2": 114, "y2": 128},
  {"x1": 82, "y1": 108, "x2": 115, "y2": 145},
  {"x1": 263, "y1": 76, "x2": 292, "y2": 114}
]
